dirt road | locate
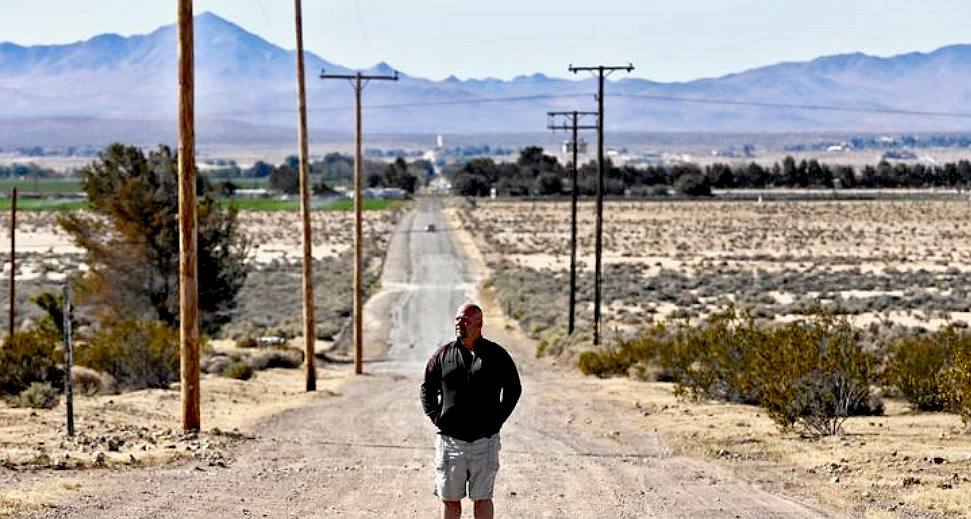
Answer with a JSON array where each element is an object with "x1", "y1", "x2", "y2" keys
[{"x1": 24, "y1": 197, "x2": 838, "y2": 518}]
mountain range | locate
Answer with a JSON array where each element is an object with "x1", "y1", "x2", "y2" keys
[{"x1": 2, "y1": 12, "x2": 971, "y2": 147}]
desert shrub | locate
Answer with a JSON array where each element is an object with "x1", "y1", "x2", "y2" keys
[
  {"x1": 538, "y1": 329, "x2": 592, "y2": 358},
  {"x1": 77, "y1": 319, "x2": 179, "y2": 389},
  {"x1": 577, "y1": 350, "x2": 625, "y2": 377},
  {"x1": 71, "y1": 366, "x2": 116, "y2": 396},
  {"x1": 15, "y1": 382, "x2": 59, "y2": 409},
  {"x1": 247, "y1": 347, "x2": 304, "y2": 371},
  {"x1": 753, "y1": 317, "x2": 880, "y2": 436},
  {"x1": 674, "y1": 310, "x2": 768, "y2": 405},
  {"x1": 579, "y1": 310, "x2": 880, "y2": 436},
  {"x1": 883, "y1": 328, "x2": 957, "y2": 411},
  {"x1": 222, "y1": 361, "x2": 254, "y2": 380},
  {"x1": 201, "y1": 354, "x2": 234, "y2": 375},
  {"x1": 577, "y1": 324, "x2": 671, "y2": 378},
  {"x1": 0, "y1": 323, "x2": 64, "y2": 395},
  {"x1": 235, "y1": 336, "x2": 258, "y2": 349},
  {"x1": 940, "y1": 333, "x2": 971, "y2": 427}
]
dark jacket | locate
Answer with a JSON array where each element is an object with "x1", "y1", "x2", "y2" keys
[{"x1": 420, "y1": 337, "x2": 522, "y2": 442}]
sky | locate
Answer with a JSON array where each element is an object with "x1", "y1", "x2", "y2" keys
[{"x1": 1, "y1": 0, "x2": 969, "y2": 83}]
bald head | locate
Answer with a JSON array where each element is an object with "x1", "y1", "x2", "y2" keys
[{"x1": 454, "y1": 302, "x2": 483, "y2": 346}]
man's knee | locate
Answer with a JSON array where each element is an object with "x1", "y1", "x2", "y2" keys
[{"x1": 443, "y1": 500, "x2": 461, "y2": 511}]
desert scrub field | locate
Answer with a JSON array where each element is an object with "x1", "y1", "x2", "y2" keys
[
  {"x1": 457, "y1": 198, "x2": 971, "y2": 516},
  {"x1": 0, "y1": 207, "x2": 405, "y2": 338},
  {"x1": 457, "y1": 199, "x2": 971, "y2": 336}
]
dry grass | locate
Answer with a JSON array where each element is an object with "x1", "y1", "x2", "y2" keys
[
  {"x1": 452, "y1": 197, "x2": 971, "y2": 517},
  {"x1": 455, "y1": 199, "x2": 971, "y2": 334}
]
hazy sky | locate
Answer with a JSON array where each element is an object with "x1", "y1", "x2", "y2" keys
[{"x1": 1, "y1": 0, "x2": 969, "y2": 82}]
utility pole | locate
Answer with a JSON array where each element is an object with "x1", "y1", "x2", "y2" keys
[
  {"x1": 8, "y1": 187, "x2": 15, "y2": 339},
  {"x1": 320, "y1": 69, "x2": 398, "y2": 375},
  {"x1": 177, "y1": 0, "x2": 200, "y2": 432},
  {"x1": 568, "y1": 64, "x2": 633, "y2": 345},
  {"x1": 293, "y1": 0, "x2": 316, "y2": 391},
  {"x1": 547, "y1": 111, "x2": 596, "y2": 335}
]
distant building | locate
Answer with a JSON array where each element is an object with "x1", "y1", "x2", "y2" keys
[
  {"x1": 880, "y1": 150, "x2": 917, "y2": 161},
  {"x1": 362, "y1": 187, "x2": 406, "y2": 199},
  {"x1": 233, "y1": 188, "x2": 270, "y2": 198}
]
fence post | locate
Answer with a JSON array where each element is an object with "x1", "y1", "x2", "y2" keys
[{"x1": 63, "y1": 284, "x2": 74, "y2": 437}]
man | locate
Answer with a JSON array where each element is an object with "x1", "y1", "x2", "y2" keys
[{"x1": 420, "y1": 302, "x2": 522, "y2": 519}]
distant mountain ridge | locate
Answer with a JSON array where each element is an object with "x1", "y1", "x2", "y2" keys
[{"x1": 2, "y1": 12, "x2": 971, "y2": 146}]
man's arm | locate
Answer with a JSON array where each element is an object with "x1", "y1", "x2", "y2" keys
[
  {"x1": 419, "y1": 348, "x2": 443, "y2": 424},
  {"x1": 497, "y1": 350, "x2": 522, "y2": 426}
]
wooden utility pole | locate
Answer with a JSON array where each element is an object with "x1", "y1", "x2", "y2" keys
[
  {"x1": 293, "y1": 0, "x2": 316, "y2": 391},
  {"x1": 178, "y1": 0, "x2": 200, "y2": 432},
  {"x1": 547, "y1": 111, "x2": 597, "y2": 335},
  {"x1": 8, "y1": 187, "x2": 15, "y2": 338},
  {"x1": 319, "y1": 69, "x2": 398, "y2": 375},
  {"x1": 63, "y1": 284, "x2": 74, "y2": 437},
  {"x1": 568, "y1": 64, "x2": 633, "y2": 345}
]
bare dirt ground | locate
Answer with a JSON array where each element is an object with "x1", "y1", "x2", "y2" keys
[{"x1": 0, "y1": 197, "x2": 839, "y2": 518}]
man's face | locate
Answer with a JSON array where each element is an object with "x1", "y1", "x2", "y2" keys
[{"x1": 454, "y1": 305, "x2": 482, "y2": 340}]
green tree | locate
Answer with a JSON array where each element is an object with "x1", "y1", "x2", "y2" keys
[
  {"x1": 269, "y1": 163, "x2": 300, "y2": 194},
  {"x1": 58, "y1": 144, "x2": 250, "y2": 334},
  {"x1": 246, "y1": 160, "x2": 274, "y2": 178}
]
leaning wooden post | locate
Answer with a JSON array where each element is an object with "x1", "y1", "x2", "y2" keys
[
  {"x1": 63, "y1": 284, "x2": 74, "y2": 437},
  {"x1": 178, "y1": 0, "x2": 201, "y2": 432},
  {"x1": 294, "y1": 0, "x2": 316, "y2": 391},
  {"x1": 8, "y1": 187, "x2": 15, "y2": 338}
]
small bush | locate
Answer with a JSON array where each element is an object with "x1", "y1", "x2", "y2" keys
[
  {"x1": 579, "y1": 310, "x2": 880, "y2": 437},
  {"x1": 77, "y1": 320, "x2": 179, "y2": 389},
  {"x1": 235, "y1": 337, "x2": 258, "y2": 349},
  {"x1": 71, "y1": 366, "x2": 116, "y2": 396},
  {"x1": 202, "y1": 355, "x2": 234, "y2": 375},
  {"x1": 672, "y1": 310, "x2": 766, "y2": 405},
  {"x1": 223, "y1": 361, "x2": 254, "y2": 380},
  {"x1": 0, "y1": 323, "x2": 64, "y2": 395},
  {"x1": 940, "y1": 333, "x2": 971, "y2": 427},
  {"x1": 247, "y1": 347, "x2": 304, "y2": 371},
  {"x1": 752, "y1": 317, "x2": 880, "y2": 437},
  {"x1": 884, "y1": 328, "x2": 955, "y2": 411},
  {"x1": 15, "y1": 382, "x2": 59, "y2": 409}
]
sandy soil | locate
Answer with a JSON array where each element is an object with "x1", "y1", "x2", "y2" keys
[
  {"x1": 0, "y1": 198, "x2": 841, "y2": 518},
  {"x1": 0, "y1": 344, "x2": 349, "y2": 517}
]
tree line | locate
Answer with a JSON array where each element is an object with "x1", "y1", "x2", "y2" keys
[
  {"x1": 213, "y1": 154, "x2": 432, "y2": 196},
  {"x1": 447, "y1": 147, "x2": 971, "y2": 197}
]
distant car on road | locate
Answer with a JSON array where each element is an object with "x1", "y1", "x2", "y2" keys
[{"x1": 424, "y1": 224, "x2": 436, "y2": 232}]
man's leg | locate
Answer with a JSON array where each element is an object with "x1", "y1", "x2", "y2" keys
[
  {"x1": 442, "y1": 500, "x2": 461, "y2": 519},
  {"x1": 473, "y1": 499, "x2": 494, "y2": 519}
]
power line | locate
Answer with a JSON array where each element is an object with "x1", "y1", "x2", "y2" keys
[
  {"x1": 204, "y1": 92, "x2": 971, "y2": 120},
  {"x1": 613, "y1": 93, "x2": 971, "y2": 119},
  {"x1": 205, "y1": 94, "x2": 589, "y2": 116}
]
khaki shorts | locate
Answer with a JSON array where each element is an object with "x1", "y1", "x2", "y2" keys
[{"x1": 434, "y1": 433, "x2": 501, "y2": 501}]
